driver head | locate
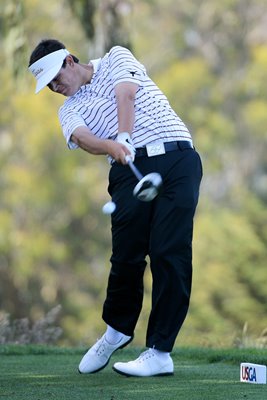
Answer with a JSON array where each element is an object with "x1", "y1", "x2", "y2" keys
[{"x1": 133, "y1": 173, "x2": 162, "y2": 201}]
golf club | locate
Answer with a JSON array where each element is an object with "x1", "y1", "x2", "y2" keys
[{"x1": 125, "y1": 155, "x2": 163, "y2": 202}]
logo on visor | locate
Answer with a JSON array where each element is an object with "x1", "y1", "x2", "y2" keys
[{"x1": 33, "y1": 68, "x2": 44, "y2": 78}]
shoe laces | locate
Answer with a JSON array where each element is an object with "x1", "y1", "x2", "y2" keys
[
  {"x1": 137, "y1": 349, "x2": 155, "y2": 362},
  {"x1": 93, "y1": 336, "x2": 107, "y2": 355}
]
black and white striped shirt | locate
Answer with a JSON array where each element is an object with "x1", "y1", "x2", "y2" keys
[{"x1": 59, "y1": 46, "x2": 192, "y2": 150}]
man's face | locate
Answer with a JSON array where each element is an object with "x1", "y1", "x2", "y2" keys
[{"x1": 47, "y1": 57, "x2": 80, "y2": 97}]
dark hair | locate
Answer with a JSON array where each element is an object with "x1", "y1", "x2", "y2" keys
[{"x1": 28, "y1": 39, "x2": 79, "y2": 67}]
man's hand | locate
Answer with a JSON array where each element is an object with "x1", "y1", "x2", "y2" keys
[
  {"x1": 106, "y1": 139, "x2": 134, "y2": 164},
  {"x1": 70, "y1": 126, "x2": 135, "y2": 164},
  {"x1": 116, "y1": 132, "x2": 136, "y2": 161}
]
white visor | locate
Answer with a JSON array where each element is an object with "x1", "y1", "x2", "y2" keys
[{"x1": 29, "y1": 49, "x2": 70, "y2": 93}]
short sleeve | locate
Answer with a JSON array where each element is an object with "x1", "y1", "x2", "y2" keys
[
  {"x1": 108, "y1": 46, "x2": 146, "y2": 87},
  {"x1": 58, "y1": 106, "x2": 86, "y2": 149}
]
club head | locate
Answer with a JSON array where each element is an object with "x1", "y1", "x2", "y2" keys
[{"x1": 133, "y1": 173, "x2": 163, "y2": 202}]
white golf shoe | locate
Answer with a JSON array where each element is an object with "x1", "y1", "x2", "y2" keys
[
  {"x1": 113, "y1": 348, "x2": 174, "y2": 377},
  {"x1": 78, "y1": 334, "x2": 133, "y2": 374}
]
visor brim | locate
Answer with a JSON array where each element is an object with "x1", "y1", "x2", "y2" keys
[{"x1": 35, "y1": 63, "x2": 63, "y2": 93}]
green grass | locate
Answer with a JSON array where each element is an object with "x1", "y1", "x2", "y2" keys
[{"x1": 0, "y1": 346, "x2": 267, "y2": 399}]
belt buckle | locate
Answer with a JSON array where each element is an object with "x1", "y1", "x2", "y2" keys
[{"x1": 146, "y1": 142, "x2": 166, "y2": 157}]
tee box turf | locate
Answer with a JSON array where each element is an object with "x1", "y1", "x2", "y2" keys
[{"x1": 240, "y1": 362, "x2": 267, "y2": 384}]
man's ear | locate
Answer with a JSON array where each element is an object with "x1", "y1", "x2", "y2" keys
[{"x1": 66, "y1": 54, "x2": 75, "y2": 66}]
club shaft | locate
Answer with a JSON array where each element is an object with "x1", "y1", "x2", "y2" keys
[{"x1": 126, "y1": 157, "x2": 143, "y2": 181}]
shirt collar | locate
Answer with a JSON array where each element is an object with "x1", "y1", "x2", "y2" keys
[{"x1": 90, "y1": 58, "x2": 101, "y2": 74}]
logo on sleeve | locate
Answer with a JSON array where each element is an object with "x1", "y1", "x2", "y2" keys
[{"x1": 129, "y1": 70, "x2": 137, "y2": 77}]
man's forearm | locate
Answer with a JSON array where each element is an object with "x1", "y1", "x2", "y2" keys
[
  {"x1": 71, "y1": 128, "x2": 110, "y2": 155},
  {"x1": 71, "y1": 126, "x2": 132, "y2": 164}
]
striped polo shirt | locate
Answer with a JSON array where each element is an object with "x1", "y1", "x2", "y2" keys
[{"x1": 59, "y1": 46, "x2": 192, "y2": 150}]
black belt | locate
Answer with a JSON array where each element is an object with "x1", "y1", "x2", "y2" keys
[{"x1": 135, "y1": 140, "x2": 193, "y2": 158}]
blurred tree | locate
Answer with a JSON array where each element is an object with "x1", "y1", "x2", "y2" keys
[
  {"x1": 134, "y1": 0, "x2": 267, "y2": 345},
  {"x1": 0, "y1": 0, "x2": 112, "y2": 344},
  {"x1": 0, "y1": 0, "x2": 27, "y2": 81},
  {"x1": 66, "y1": 0, "x2": 132, "y2": 54},
  {"x1": 67, "y1": 0, "x2": 96, "y2": 39},
  {"x1": 1, "y1": 0, "x2": 267, "y2": 347}
]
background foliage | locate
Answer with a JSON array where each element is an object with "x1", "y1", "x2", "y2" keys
[{"x1": 1, "y1": 0, "x2": 267, "y2": 347}]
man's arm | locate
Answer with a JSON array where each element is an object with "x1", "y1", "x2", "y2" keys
[
  {"x1": 115, "y1": 82, "x2": 138, "y2": 134},
  {"x1": 71, "y1": 127, "x2": 131, "y2": 164},
  {"x1": 71, "y1": 82, "x2": 138, "y2": 164},
  {"x1": 114, "y1": 82, "x2": 138, "y2": 161}
]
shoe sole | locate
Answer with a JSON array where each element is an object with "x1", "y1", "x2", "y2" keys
[
  {"x1": 112, "y1": 365, "x2": 174, "y2": 377},
  {"x1": 78, "y1": 335, "x2": 134, "y2": 374}
]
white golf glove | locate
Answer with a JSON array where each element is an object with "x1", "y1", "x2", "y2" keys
[{"x1": 116, "y1": 132, "x2": 136, "y2": 162}]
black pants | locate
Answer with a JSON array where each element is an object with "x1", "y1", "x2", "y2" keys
[{"x1": 102, "y1": 145, "x2": 202, "y2": 352}]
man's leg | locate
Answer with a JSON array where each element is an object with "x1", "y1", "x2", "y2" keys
[
  {"x1": 146, "y1": 148, "x2": 202, "y2": 351},
  {"x1": 79, "y1": 162, "x2": 151, "y2": 374},
  {"x1": 113, "y1": 148, "x2": 202, "y2": 376},
  {"x1": 102, "y1": 162, "x2": 152, "y2": 335}
]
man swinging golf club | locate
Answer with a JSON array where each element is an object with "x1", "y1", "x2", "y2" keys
[{"x1": 28, "y1": 39, "x2": 202, "y2": 377}]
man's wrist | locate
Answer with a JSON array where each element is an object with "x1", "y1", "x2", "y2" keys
[{"x1": 117, "y1": 131, "x2": 131, "y2": 139}]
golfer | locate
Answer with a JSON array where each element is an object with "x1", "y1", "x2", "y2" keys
[{"x1": 29, "y1": 39, "x2": 202, "y2": 377}]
